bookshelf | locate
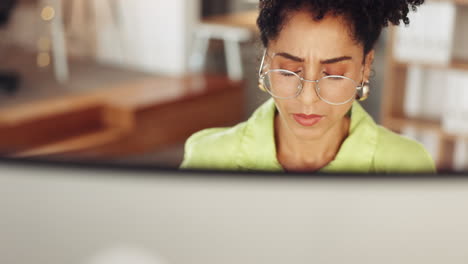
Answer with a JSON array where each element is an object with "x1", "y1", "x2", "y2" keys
[{"x1": 381, "y1": 0, "x2": 468, "y2": 170}]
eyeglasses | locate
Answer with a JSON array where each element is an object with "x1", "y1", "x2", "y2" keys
[{"x1": 258, "y1": 50, "x2": 365, "y2": 105}]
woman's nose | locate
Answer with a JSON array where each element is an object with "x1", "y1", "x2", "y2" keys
[{"x1": 297, "y1": 79, "x2": 321, "y2": 105}]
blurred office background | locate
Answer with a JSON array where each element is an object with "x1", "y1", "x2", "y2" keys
[{"x1": 0, "y1": 0, "x2": 466, "y2": 171}]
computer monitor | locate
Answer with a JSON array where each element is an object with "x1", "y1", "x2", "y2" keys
[{"x1": 1, "y1": 158, "x2": 468, "y2": 264}]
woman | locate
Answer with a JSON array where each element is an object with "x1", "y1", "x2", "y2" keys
[{"x1": 181, "y1": 0, "x2": 435, "y2": 173}]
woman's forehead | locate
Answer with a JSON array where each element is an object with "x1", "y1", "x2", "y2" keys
[{"x1": 269, "y1": 11, "x2": 362, "y2": 61}]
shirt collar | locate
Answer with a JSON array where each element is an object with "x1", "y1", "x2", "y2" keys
[
  {"x1": 239, "y1": 98, "x2": 283, "y2": 171},
  {"x1": 239, "y1": 98, "x2": 378, "y2": 172},
  {"x1": 321, "y1": 100, "x2": 378, "y2": 173}
]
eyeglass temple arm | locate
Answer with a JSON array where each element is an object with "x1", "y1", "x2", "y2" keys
[{"x1": 258, "y1": 49, "x2": 267, "y2": 77}]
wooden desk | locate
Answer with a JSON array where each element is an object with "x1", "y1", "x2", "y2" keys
[{"x1": 0, "y1": 74, "x2": 245, "y2": 159}]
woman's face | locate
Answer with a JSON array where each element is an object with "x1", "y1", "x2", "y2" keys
[{"x1": 266, "y1": 11, "x2": 374, "y2": 140}]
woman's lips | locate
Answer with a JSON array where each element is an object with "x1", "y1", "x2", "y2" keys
[{"x1": 293, "y1": 113, "x2": 323, "y2": 127}]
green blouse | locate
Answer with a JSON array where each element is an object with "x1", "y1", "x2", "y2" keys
[{"x1": 180, "y1": 98, "x2": 436, "y2": 173}]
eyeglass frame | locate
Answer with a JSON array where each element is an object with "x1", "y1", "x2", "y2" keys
[{"x1": 258, "y1": 49, "x2": 366, "y2": 106}]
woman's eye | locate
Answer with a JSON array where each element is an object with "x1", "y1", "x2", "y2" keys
[
  {"x1": 280, "y1": 72, "x2": 294, "y2": 77},
  {"x1": 280, "y1": 71, "x2": 299, "y2": 77},
  {"x1": 323, "y1": 71, "x2": 345, "y2": 77}
]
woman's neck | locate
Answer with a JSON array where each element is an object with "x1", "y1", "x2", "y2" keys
[{"x1": 275, "y1": 113, "x2": 350, "y2": 172}]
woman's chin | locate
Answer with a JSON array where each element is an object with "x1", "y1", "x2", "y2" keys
[{"x1": 290, "y1": 123, "x2": 325, "y2": 140}]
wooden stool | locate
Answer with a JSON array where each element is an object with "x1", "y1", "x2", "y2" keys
[{"x1": 189, "y1": 10, "x2": 258, "y2": 81}]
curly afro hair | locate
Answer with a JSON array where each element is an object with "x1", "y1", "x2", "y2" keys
[{"x1": 257, "y1": 0, "x2": 424, "y2": 55}]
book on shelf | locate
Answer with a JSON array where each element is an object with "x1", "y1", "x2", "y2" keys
[
  {"x1": 420, "y1": 69, "x2": 447, "y2": 120},
  {"x1": 404, "y1": 67, "x2": 468, "y2": 134},
  {"x1": 404, "y1": 66, "x2": 424, "y2": 118},
  {"x1": 403, "y1": 66, "x2": 446, "y2": 120},
  {"x1": 442, "y1": 70, "x2": 468, "y2": 134},
  {"x1": 394, "y1": 1, "x2": 457, "y2": 65}
]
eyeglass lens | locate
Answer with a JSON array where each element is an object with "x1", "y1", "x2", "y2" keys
[{"x1": 263, "y1": 70, "x2": 357, "y2": 104}]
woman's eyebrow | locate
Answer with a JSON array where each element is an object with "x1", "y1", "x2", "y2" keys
[
  {"x1": 274, "y1": 52, "x2": 304, "y2": 62},
  {"x1": 274, "y1": 52, "x2": 352, "y2": 64},
  {"x1": 320, "y1": 56, "x2": 352, "y2": 64}
]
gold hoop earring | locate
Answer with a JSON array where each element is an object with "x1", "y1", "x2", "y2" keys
[
  {"x1": 356, "y1": 81, "x2": 370, "y2": 101},
  {"x1": 258, "y1": 78, "x2": 267, "y2": 92}
]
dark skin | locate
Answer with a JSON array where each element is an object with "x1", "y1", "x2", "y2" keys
[{"x1": 265, "y1": 11, "x2": 375, "y2": 172}]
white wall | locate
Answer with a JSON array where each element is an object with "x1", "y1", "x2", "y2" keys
[{"x1": 94, "y1": 0, "x2": 200, "y2": 76}]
